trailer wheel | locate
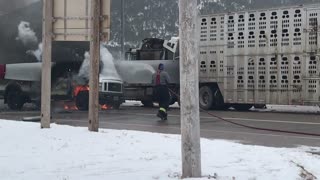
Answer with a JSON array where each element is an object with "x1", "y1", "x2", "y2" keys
[
  {"x1": 232, "y1": 104, "x2": 253, "y2": 111},
  {"x1": 211, "y1": 88, "x2": 226, "y2": 110},
  {"x1": 6, "y1": 89, "x2": 24, "y2": 110},
  {"x1": 199, "y1": 86, "x2": 213, "y2": 110},
  {"x1": 75, "y1": 91, "x2": 89, "y2": 111}
]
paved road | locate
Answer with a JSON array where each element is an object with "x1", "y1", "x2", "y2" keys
[{"x1": 1, "y1": 101, "x2": 320, "y2": 148}]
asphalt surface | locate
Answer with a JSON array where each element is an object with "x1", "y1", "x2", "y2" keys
[{"x1": 1, "y1": 100, "x2": 320, "y2": 148}]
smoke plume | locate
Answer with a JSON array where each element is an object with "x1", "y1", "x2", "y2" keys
[
  {"x1": 16, "y1": 21, "x2": 42, "y2": 61},
  {"x1": 27, "y1": 42, "x2": 42, "y2": 61},
  {"x1": 78, "y1": 52, "x2": 90, "y2": 79},
  {"x1": 78, "y1": 44, "x2": 121, "y2": 81},
  {"x1": 100, "y1": 44, "x2": 121, "y2": 80},
  {"x1": 16, "y1": 21, "x2": 38, "y2": 47}
]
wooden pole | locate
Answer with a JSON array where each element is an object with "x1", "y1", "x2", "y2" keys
[
  {"x1": 120, "y1": 0, "x2": 125, "y2": 59},
  {"x1": 88, "y1": 0, "x2": 101, "y2": 132},
  {"x1": 41, "y1": 0, "x2": 53, "y2": 129},
  {"x1": 179, "y1": 0, "x2": 201, "y2": 178}
]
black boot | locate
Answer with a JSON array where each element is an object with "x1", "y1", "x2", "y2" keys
[
  {"x1": 157, "y1": 110, "x2": 163, "y2": 119},
  {"x1": 163, "y1": 112, "x2": 168, "y2": 120},
  {"x1": 157, "y1": 110, "x2": 167, "y2": 121}
]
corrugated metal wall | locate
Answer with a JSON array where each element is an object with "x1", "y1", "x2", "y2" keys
[{"x1": 199, "y1": 4, "x2": 320, "y2": 105}]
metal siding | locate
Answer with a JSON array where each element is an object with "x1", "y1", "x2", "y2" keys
[
  {"x1": 53, "y1": 0, "x2": 110, "y2": 41},
  {"x1": 199, "y1": 4, "x2": 320, "y2": 106}
]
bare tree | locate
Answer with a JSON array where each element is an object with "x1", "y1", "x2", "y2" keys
[{"x1": 179, "y1": 0, "x2": 201, "y2": 178}]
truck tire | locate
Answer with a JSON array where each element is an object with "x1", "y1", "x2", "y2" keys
[
  {"x1": 199, "y1": 86, "x2": 213, "y2": 110},
  {"x1": 211, "y1": 89, "x2": 226, "y2": 110},
  {"x1": 75, "y1": 91, "x2": 89, "y2": 111},
  {"x1": 232, "y1": 104, "x2": 253, "y2": 111},
  {"x1": 6, "y1": 89, "x2": 24, "y2": 110}
]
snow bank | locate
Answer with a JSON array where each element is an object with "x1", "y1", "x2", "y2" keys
[
  {"x1": 256, "y1": 105, "x2": 320, "y2": 114},
  {"x1": 0, "y1": 120, "x2": 319, "y2": 180}
]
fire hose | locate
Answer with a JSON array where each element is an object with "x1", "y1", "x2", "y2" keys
[{"x1": 168, "y1": 88, "x2": 320, "y2": 137}]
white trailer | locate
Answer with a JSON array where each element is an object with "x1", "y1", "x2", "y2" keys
[
  {"x1": 198, "y1": 4, "x2": 320, "y2": 110},
  {"x1": 119, "y1": 4, "x2": 320, "y2": 110}
]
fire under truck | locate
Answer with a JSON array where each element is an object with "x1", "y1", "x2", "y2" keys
[
  {"x1": 118, "y1": 4, "x2": 320, "y2": 111},
  {"x1": 0, "y1": 62, "x2": 124, "y2": 110}
]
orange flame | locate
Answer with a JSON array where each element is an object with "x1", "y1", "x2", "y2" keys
[
  {"x1": 73, "y1": 85, "x2": 89, "y2": 97},
  {"x1": 101, "y1": 104, "x2": 109, "y2": 110},
  {"x1": 64, "y1": 102, "x2": 79, "y2": 111},
  {"x1": 63, "y1": 85, "x2": 111, "y2": 111}
]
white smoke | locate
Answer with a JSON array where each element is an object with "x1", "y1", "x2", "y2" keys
[
  {"x1": 16, "y1": 21, "x2": 38, "y2": 46},
  {"x1": 78, "y1": 52, "x2": 90, "y2": 79},
  {"x1": 16, "y1": 21, "x2": 43, "y2": 61},
  {"x1": 78, "y1": 44, "x2": 121, "y2": 81},
  {"x1": 27, "y1": 43, "x2": 43, "y2": 61},
  {"x1": 100, "y1": 44, "x2": 121, "y2": 80}
]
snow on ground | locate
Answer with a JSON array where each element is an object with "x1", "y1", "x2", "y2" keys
[
  {"x1": 255, "y1": 104, "x2": 320, "y2": 114},
  {"x1": 0, "y1": 120, "x2": 319, "y2": 180},
  {"x1": 123, "y1": 100, "x2": 320, "y2": 114},
  {"x1": 122, "y1": 100, "x2": 144, "y2": 107}
]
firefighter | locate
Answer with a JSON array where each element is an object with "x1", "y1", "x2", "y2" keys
[{"x1": 152, "y1": 63, "x2": 171, "y2": 121}]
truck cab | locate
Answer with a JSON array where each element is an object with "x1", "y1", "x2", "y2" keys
[
  {"x1": 126, "y1": 38, "x2": 179, "y2": 61},
  {"x1": 99, "y1": 77, "x2": 124, "y2": 109},
  {"x1": 116, "y1": 38, "x2": 180, "y2": 107}
]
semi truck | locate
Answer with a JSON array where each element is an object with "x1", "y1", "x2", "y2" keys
[
  {"x1": 118, "y1": 4, "x2": 320, "y2": 110},
  {"x1": 2, "y1": 2, "x2": 320, "y2": 111}
]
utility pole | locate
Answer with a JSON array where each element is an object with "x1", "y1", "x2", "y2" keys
[
  {"x1": 41, "y1": 0, "x2": 53, "y2": 129},
  {"x1": 120, "y1": 0, "x2": 125, "y2": 59},
  {"x1": 88, "y1": 0, "x2": 101, "y2": 132},
  {"x1": 179, "y1": 0, "x2": 201, "y2": 178}
]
